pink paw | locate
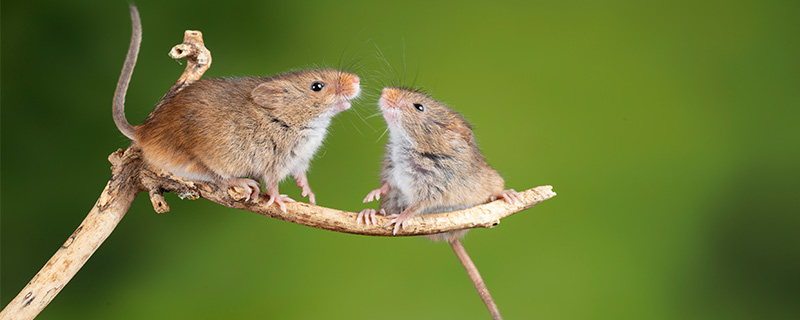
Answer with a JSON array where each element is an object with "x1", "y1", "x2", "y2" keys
[
  {"x1": 357, "y1": 208, "x2": 385, "y2": 226},
  {"x1": 265, "y1": 192, "x2": 295, "y2": 213},
  {"x1": 384, "y1": 210, "x2": 414, "y2": 235},
  {"x1": 300, "y1": 186, "x2": 316, "y2": 205},
  {"x1": 497, "y1": 189, "x2": 521, "y2": 204},
  {"x1": 362, "y1": 184, "x2": 390, "y2": 203},
  {"x1": 294, "y1": 172, "x2": 316, "y2": 205},
  {"x1": 228, "y1": 178, "x2": 262, "y2": 201}
]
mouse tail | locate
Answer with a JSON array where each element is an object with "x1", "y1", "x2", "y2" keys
[
  {"x1": 449, "y1": 239, "x2": 503, "y2": 320},
  {"x1": 112, "y1": 4, "x2": 141, "y2": 140}
]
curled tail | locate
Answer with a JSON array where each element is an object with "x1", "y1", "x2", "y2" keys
[{"x1": 113, "y1": 4, "x2": 141, "y2": 140}]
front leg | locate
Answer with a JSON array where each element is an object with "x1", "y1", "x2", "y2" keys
[
  {"x1": 293, "y1": 171, "x2": 316, "y2": 205},
  {"x1": 362, "y1": 183, "x2": 390, "y2": 203}
]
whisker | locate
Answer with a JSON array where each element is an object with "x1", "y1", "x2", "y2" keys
[
  {"x1": 376, "y1": 126, "x2": 390, "y2": 142},
  {"x1": 349, "y1": 119, "x2": 364, "y2": 136},
  {"x1": 365, "y1": 112, "x2": 384, "y2": 119}
]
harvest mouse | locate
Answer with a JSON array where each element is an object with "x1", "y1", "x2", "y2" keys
[
  {"x1": 358, "y1": 87, "x2": 520, "y2": 236},
  {"x1": 113, "y1": 5, "x2": 360, "y2": 212},
  {"x1": 357, "y1": 87, "x2": 520, "y2": 318}
]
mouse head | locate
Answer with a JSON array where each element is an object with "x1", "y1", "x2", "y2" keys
[
  {"x1": 252, "y1": 69, "x2": 360, "y2": 124},
  {"x1": 379, "y1": 87, "x2": 474, "y2": 148}
]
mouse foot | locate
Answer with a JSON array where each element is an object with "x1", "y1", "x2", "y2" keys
[
  {"x1": 226, "y1": 178, "x2": 262, "y2": 201},
  {"x1": 384, "y1": 209, "x2": 414, "y2": 235},
  {"x1": 493, "y1": 189, "x2": 521, "y2": 204},
  {"x1": 362, "y1": 183, "x2": 390, "y2": 203},
  {"x1": 265, "y1": 188, "x2": 295, "y2": 213},
  {"x1": 293, "y1": 172, "x2": 316, "y2": 205},
  {"x1": 357, "y1": 208, "x2": 385, "y2": 226}
]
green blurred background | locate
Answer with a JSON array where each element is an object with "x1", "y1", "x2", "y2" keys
[{"x1": 2, "y1": 0, "x2": 798, "y2": 319}]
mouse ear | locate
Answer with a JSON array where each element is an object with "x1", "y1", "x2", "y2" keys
[
  {"x1": 251, "y1": 81, "x2": 290, "y2": 108},
  {"x1": 445, "y1": 122, "x2": 475, "y2": 146}
]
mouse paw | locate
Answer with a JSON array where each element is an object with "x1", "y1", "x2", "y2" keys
[
  {"x1": 362, "y1": 183, "x2": 390, "y2": 203},
  {"x1": 301, "y1": 189, "x2": 316, "y2": 205},
  {"x1": 265, "y1": 188, "x2": 295, "y2": 213},
  {"x1": 384, "y1": 209, "x2": 414, "y2": 235},
  {"x1": 499, "y1": 189, "x2": 522, "y2": 204},
  {"x1": 294, "y1": 172, "x2": 316, "y2": 205},
  {"x1": 357, "y1": 208, "x2": 385, "y2": 226},
  {"x1": 227, "y1": 178, "x2": 262, "y2": 201}
]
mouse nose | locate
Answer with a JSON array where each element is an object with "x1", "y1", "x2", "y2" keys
[
  {"x1": 381, "y1": 87, "x2": 400, "y2": 98},
  {"x1": 337, "y1": 74, "x2": 361, "y2": 98},
  {"x1": 340, "y1": 74, "x2": 359, "y2": 89}
]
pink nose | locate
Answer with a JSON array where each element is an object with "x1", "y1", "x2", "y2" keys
[{"x1": 381, "y1": 87, "x2": 401, "y2": 97}]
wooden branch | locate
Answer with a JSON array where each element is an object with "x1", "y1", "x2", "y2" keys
[
  {"x1": 0, "y1": 151, "x2": 144, "y2": 320},
  {"x1": 0, "y1": 147, "x2": 557, "y2": 320},
  {"x1": 0, "y1": 24, "x2": 212, "y2": 320},
  {"x1": 136, "y1": 143, "x2": 557, "y2": 236},
  {"x1": 163, "y1": 30, "x2": 211, "y2": 99}
]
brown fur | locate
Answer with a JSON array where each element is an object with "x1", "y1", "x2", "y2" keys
[{"x1": 133, "y1": 71, "x2": 360, "y2": 188}]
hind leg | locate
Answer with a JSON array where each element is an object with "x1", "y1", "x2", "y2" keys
[{"x1": 224, "y1": 178, "x2": 262, "y2": 201}]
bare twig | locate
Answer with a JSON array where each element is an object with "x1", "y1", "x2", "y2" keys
[
  {"x1": 163, "y1": 30, "x2": 211, "y2": 99},
  {"x1": 137, "y1": 145, "x2": 556, "y2": 236}
]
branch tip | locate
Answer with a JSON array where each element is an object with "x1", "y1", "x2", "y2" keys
[{"x1": 148, "y1": 190, "x2": 170, "y2": 213}]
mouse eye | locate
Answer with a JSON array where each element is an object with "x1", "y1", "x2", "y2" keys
[
  {"x1": 311, "y1": 82, "x2": 325, "y2": 92},
  {"x1": 413, "y1": 103, "x2": 425, "y2": 112}
]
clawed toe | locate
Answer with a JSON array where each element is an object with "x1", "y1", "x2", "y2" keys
[
  {"x1": 384, "y1": 212, "x2": 412, "y2": 235},
  {"x1": 305, "y1": 191, "x2": 316, "y2": 205},
  {"x1": 357, "y1": 208, "x2": 384, "y2": 226},
  {"x1": 357, "y1": 209, "x2": 375, "y2": 225},
  {"x1": 500, "y1": 189, "x2": 521, "y2": 204},
  {"x1": 266, "y1": 193, "x2": 294, "y2": 212},
  {"x1": 363, "y1": 189, "x2": 380, "y2": 203},
  {"x1": 362, "y1": 184, "x2": 390, "y2": 203},
  {"x1": 228, "y1": 178, "x2": 262, "y2": 201}
]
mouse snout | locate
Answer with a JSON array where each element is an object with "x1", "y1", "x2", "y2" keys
[
  {"x1": 336, "y1": 74, "x2": 360, "y2": 99},
  {"x1": 379, "y1": 87, "x2": 403, "y2": 108}
]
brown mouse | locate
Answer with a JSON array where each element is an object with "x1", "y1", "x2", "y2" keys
[
  {"x1": 357, "y1": 87, "x2": 520, "y2": 318},
  {"x1": 113, "y1": 5, "x2": 360, "y2": 211}
]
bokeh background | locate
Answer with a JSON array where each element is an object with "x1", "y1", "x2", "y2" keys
[{"x1": 2, "y1": 0, "x2": 798, "y2": 319}]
